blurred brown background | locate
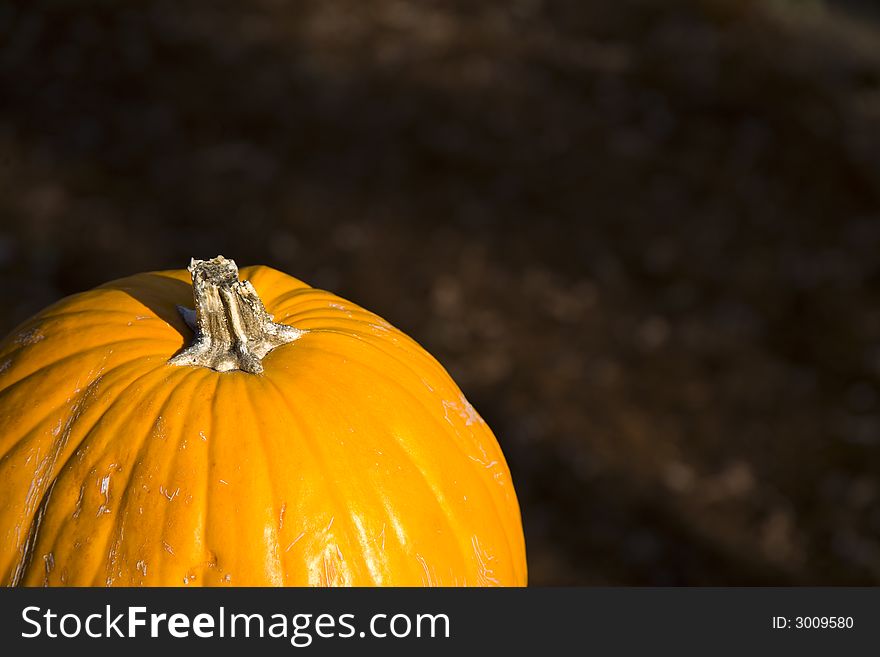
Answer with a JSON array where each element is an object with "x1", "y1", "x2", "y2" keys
[{"x1": 1, "y1": 0, "x2": 880, "y2": 585}]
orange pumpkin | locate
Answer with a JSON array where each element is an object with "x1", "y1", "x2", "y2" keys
[{"x1": 0, "y1": 256, "x2": 526, "y2": 586}]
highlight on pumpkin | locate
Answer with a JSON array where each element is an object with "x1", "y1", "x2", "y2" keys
[{"x1": 0, "y1": 256, "x2": 527, "y2": 587}]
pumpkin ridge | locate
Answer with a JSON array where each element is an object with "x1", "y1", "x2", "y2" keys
[
  {"x1": 35, "y1": 321, "x2": 180, "y2": 344},
  {"x1": 273, "y1": 342, "x2": 490, "y2": 585},
  {"x1": 360, "y1": 354, "x2": 514, "y2": 580},
  {"x1": 238, "y1": 375, "x2": 285, "y2": 586},
  {"x1": 10, "y1": 478, "x2": 56, "y2": 585},
  {"x1": 102, "y1": 367, "x2": 208, "y2": 586},
  {"x1": 376, "y1": 446, "x2": 475, "y2": 586},
  {"x1": 0, "y1": 356, "x2": 161, "y2": 468},
  {"x1": 262, "y1": 372, "x2": 459, "y2": 586},
  {"x1": 0, "y1": 338, "x2": 172, "y2": 395},
  {"x1": 140, "y1": 367, "x2": 210, "y2": 587},
  {"x1": 273, "y1": 311, "x2": 388, "y2": 333},
  {"x1": 2, "y1": 361, "x2": 116, "y2": 584},
  {"x1": 199, "y1": 374, "x2": 222, "y2": 586},
  {"x1": 83, "y1": 366, "x2": 200, "y2": 587},
  {"x1": 352, "y1": 412, "x2": 473, "y2": 585},
  {"x1": 0, "y1": 290, "x2": 99, "y2": 343},
  {"x1": 294, "y1": 324, "x2": 444, "y2": 382},
  {"x1": 18, "y1": 363, "x2": 180, "y2": 586},
  {"x1": 267, "y1": 291, "x2": 371, "y2": 321},
  {"x1": 39, "y1": 317, "x2": 182, "y2": 344},
  {"x1": 259, "y1": 376, "x2": 357, "y2": 586},
  {"x1": 308, "y1": 325, "x2": 506, "y2": 451},
  {"x1": 317, "y1": 334, "x2": 520, "y2": 578},
  {"x1": 3, "y1": 358, "x2": 111, "y2": 586},
  {"x1": 260, "y1": 376, "x2": 381, "y2": 586},
  {"x1": 378, "y1": 433, "x2": 483, "y2": 586},
  {"x1": 259, "y1": 286, "x2": 405, "y2": 338},
  {"x1": 244, "y1": 270, "x2": 312, "y2": 312},
  {"x1": 37, "y1": 307, "x2": 170, "y2": 322}
]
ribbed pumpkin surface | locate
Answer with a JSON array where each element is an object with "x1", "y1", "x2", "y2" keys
[{"x1": 0, "y1": 265, "x2": 526, "y2": 586}]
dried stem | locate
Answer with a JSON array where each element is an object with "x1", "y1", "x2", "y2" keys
[{"x1": 168, "y1": 256, "x2": 303, "y2": 373}]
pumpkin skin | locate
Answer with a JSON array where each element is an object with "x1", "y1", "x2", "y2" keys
[{"x1": 0, "y1": 262, "x2": 526, "y2": 586}]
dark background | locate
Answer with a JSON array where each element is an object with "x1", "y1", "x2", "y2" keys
[{"x1": 1, "y1": 0, "x2": 879, "y2": 585}]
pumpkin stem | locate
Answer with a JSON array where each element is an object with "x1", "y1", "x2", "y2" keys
[{"x1": 168, "y1": 255, "x2": 303, "y2": 374}]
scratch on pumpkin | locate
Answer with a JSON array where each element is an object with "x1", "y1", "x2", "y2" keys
[
  {"x1": 471, "y1": 536, "x2": 499, "y2": 586},
  {"x1": 159, "y1": 485, "x2": 180, "y2": 502},
  {"x1": 285, "y1": 531, "x2": 305, "y2": 552},
  {"x1": 416, "y1": 553, "x2": 438, "y2": 587},
  {"x1": 97, "y1": 474, "x2": 111, "y2": 516}
]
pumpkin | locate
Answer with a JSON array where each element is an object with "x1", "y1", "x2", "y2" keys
[{"x1": 0, "y1": 256, "x2": 526, "y2": 586}]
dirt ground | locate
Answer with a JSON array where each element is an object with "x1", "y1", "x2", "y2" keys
[{"x1": 1, "y1": 0, "x2": 880, "y2": 585}]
